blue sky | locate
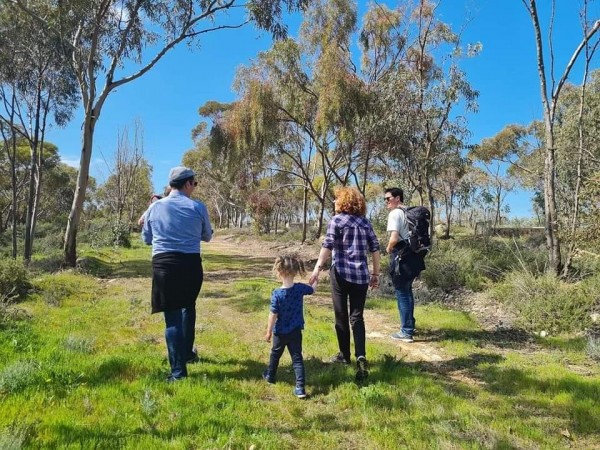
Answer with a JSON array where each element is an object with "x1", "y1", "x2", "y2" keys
[{"x1": 45, "y1": 0, "x2": 599, "y2": 218}]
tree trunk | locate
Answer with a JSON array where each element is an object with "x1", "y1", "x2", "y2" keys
[
  {"x1": 542, "y1": 120, "x2": 562, "y2": 274},
  {"x1": 301, "y1": 185, "x2": 308, "y2": 243},
  {"x1": 64, "y1": 114, "x2": 96, "y2": 266}
]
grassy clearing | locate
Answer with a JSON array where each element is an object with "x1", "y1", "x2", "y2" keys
[{"x1": 0, "y1": 239, "x2": 599, "y2": 449}]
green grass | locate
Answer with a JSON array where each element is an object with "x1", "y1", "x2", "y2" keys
[{"x1": 0, "y1": 241, "x2": 599, "y2": 449}]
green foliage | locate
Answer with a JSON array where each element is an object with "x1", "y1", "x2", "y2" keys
[
  {"x1": 33, "y1": 272, "x2": 97, "y2": 307},
  {"x1": 79, "y1": 219, "x2": 131, "y2": 249},
  {"x1": 490, "y1": 271, "x2": 596, "y2": 334},
  {"x1": 0, "y1": 258, "x2": 31, "y2": 303},
  {"x1": 420, "y1": 237, "x2": 546, "y2": 292}
]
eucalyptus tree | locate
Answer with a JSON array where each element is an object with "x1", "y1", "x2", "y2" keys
[
  {"x1": 230, "y1": 0, "x2": 394, "y2": 239},
  {"x1": 521, "y1": 0, "x2": 600, "y2": 274},
  {"x1": 371, "y1": 0, "x2": 479, "y2": 232},
  {"x1": 0, "y1": 3, "x2": 78, "y2": 262},
  {"x1": 8, "y1": 0, "x2": 308, "y2": 266},
  {"x1": 434, "y1": 148, "x2": 467, "y2": 238},
  {"x1": 554, "y1": 71, "x2": 600, "y2": 274},
  {"x1": 184, "y1": 100, "x2": 257, "y2": 229}
]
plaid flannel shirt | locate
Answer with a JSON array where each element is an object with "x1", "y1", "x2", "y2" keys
[{"x1": 322, "y1": 213, "x2": 380, "y2": 285}]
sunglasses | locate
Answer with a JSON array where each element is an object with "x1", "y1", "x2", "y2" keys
[
  {"x1": 191, "y1": 180, "x2": 198, "y2": 187},
  {"x1": 384, "y1": 196, "x2": 393, "y2": 203}
]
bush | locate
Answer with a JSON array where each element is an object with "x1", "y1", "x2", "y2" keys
[
  {"x1": 0, "y1": 259, "x2": 32, "y2": 303},
  {"x1": 490, "y1": 271, "x2": 595, "y2": 334},
  {"x1": 419, "y1": 237, "x2": 546, "y2": 292},
  {"x1": 33, "y1": 274, "x2": 79, "y2": 307},
  {"x1": 79, "y1": 218, "x2": 131, "y2": 248},
  {"x1": 586, "y1": 336, "x2": 600, "y2": 361},
  {"x1": 0, "y1": 360, "x2": 40, "y2": 394},
  {"x1": 33, "y1": 222, "x2": 64, "y2": 254}
]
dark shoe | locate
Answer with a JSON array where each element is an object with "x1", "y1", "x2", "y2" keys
[
  {"x1": 355, "y1": 356, "x2": 369, "y2": 382},
  {"x1": 391, "y1": 332, "x2": 414, "y2": 343},
  {"x1": 187, "y1": 349, "x2": 200, "y2": 364},
  {"x1": 294, "y1": 387, "x2": 307, "y2": 399},
  {"x1": 262, "y1": 370, "x2": 275, "y2": 384},
  {"x1": 329, "y1": 352, "x2": 351, "y2": 364}
]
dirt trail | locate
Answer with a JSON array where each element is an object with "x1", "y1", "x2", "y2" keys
[{"x1": 205, "y1": 234, "x2": 447, "y2": 365}]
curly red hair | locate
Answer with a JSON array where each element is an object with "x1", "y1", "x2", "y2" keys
[{"x1": 334, "y1": 186, "x2": 366, "y2": 216}]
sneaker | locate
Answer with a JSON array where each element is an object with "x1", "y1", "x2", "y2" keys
[
  {"x1": 391, "y1": 332, "x2": 414, "y2": 343},
  {"x1": 294, "y1": 387, "x2": 307, "y2": 399},
  {"x1": 186, "y1": 349, "x2": 200, "y2": 364},
  {"x1": 355, "y1": 356, "x2": 369, "y2": 382},
  {"x1": 262, "y1": 370, "x2": 275, "y2": 384},
  {"x1": 329, "y1": 352, "x2": 351, "y2": 364}
]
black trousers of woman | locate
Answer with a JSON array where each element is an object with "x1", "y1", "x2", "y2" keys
[{"x1": 330, "y1": 267, "x2": 369, "y2": 361}]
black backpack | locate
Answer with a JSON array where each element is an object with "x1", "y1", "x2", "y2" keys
[{"x1": 402, "y1": 206, "x2": 431, "y2": 254}]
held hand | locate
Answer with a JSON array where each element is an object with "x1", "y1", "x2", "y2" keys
[
  {"x1": 308, "y1": 271, "x2": 319, "y2": 285},
  {"x1": 369, "y1": 274, "x2": 380, "y2": 289}
]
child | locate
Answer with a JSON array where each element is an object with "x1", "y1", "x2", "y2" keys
[{"x1": 263, "y1": 254, "x2": 317, "y2": 399}]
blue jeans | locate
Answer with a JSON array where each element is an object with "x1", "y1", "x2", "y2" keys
[
  {"x1": 394, "y1": 277, "x2": 416, "y2": 336},
  {"x1": 265, "y1": 328, "x2": 305, "y2": 388},
  {"x1": 164, "y1": 305, "x2": 196, "y2": 379}
]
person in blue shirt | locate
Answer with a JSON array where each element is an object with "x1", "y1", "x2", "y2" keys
[
  {"x1": 142, "y1": 166, "x2": 213, "y2": 382},
  {"x1": 263, "y1": 254, "x2": 317, "y2": 399}
]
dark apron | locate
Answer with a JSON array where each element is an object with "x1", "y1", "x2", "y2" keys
[{"x1": 151, "y1": 252, "x2": 203, "y2": 313}]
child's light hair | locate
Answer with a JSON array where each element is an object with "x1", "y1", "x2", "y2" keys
[{"x1": 273, "y1": 254, "x2": 306, "y2": 278}]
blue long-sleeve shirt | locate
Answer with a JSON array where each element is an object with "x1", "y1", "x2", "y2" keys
[{"x1": 142, "y1": 191, "x2": 212, "y2": 256}]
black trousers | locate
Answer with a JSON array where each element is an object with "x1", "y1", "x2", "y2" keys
[{"x1": 330, "y1": 268, "x2": 369, "y2": 361}]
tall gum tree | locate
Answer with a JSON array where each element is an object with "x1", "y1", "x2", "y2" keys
[
  {"x1": 372, "y1": 0, "x2": 479, "y2": 234},
  {"x1": 0, "y1": 3, "x2": 78, "y2": 262},
  {"x1": 521, "y1": 0, "x2": 600, "y2": 275},
  {"x1": 9, "y1": 0, "x2": 308, "y2": 266}
]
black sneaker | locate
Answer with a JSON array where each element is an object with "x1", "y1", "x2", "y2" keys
[
  {"x1": 330, "y1": 352, "x2": 351, "y2": 364},
  {"x1": 262, "y1": 369, "x2": 275, "y2": 384},
  {"x1": 187, "y1": 349, "x2": 200, "y2": 364},
  {"x1": 355, "y1": 356, "x2": 369, "y2": 382}
]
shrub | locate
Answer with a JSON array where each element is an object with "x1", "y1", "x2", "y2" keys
[
  {"x1": 33, "y1": 222, "x2": 64, "y2": 254},
  {"x1": 33, "y1": 274, "x2": 79, "y2": 307},
  {"x1": 490, "y1": 271, "x2": 595, "y2": 334},
  {"x1": 0, "y1": 259, "x2": 32, "y2": 304},
  {"x1": 79, "y1": 218, "x2": 131, "y2": 248},
  {"x1": 0, "y1": 425, "x2": 28, "y2": 450},
  {"x1": 586, "y1": 336, "x2": 600, "y2": 361},
  {"x1": 418, "y1": 237, "x2": 546, "y2": 292},
  {"x1": 64, "y1": 335, "x2": 95, "y2": 354},
  {"x1": 0, "y1": 360, "x2": 40, "y2": 394}
]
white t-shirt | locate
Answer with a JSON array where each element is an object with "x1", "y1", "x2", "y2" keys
[{"x1": 387, "y1": 208, "x2": 409, "y2": 240}]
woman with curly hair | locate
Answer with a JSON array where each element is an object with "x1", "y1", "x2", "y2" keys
[{"x1": 309, "y1": 186, "x2": 381, "y2": 381}]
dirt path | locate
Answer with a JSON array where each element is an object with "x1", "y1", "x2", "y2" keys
[{"x1": 205, "y1": 234, "x2": 448, "y2": 365}]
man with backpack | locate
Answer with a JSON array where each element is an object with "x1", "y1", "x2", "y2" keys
[{"x1": 384, "y1": 187, "x2": 429, "y2": 343}]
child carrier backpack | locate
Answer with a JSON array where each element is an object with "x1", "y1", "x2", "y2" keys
[{"x1": 402, "y1": 206, "x2": 431, "y2": 254}]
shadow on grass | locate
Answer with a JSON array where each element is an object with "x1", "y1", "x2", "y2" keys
[
  {"x1": 85, "y1": 356, "x2": 139, "y2": 386},
  {"x1": 406, "y1": 351, "x2": 600, "y2": 436},
  {"x1": 78, "y1": 253, "x2": 274, "y2": 280},
  {"x1": 204, "y1": 254, "x2": 273, "y2": 273},
  {"x1": 78, "y1": 256, "x2": 153, "y2": 279},
  {"x1": 418, "y1": 326, "x2": 534, "y2": 349}
]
